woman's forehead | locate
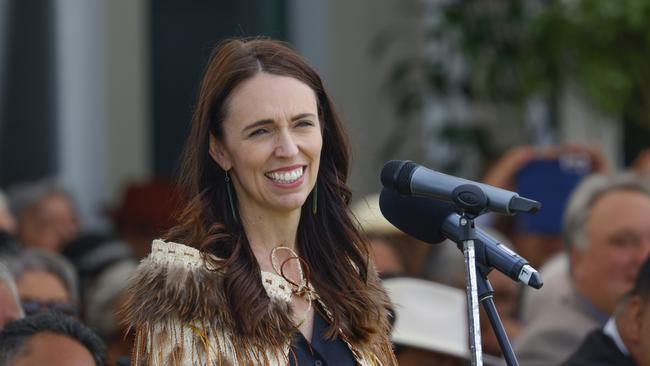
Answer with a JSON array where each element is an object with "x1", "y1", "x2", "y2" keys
[{"x1": 225, "y1": 73, "x2": 318, "y2": 125}]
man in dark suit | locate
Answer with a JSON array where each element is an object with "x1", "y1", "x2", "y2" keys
[{"x1": 563, "y1": 255, "x2": 650, "y2": 366}]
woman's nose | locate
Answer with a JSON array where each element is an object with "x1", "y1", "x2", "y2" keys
[{"x1": 274, "y1": 130, "x2": 299, "y2": 157}]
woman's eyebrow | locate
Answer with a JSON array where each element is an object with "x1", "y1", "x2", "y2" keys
[
  {"x1": 291, "y1": 113, "x2": 316, "y2": 121},
  {"x1": 243, "y1": 113, "x2": 316, "y2": 132},
  {"x1": 243, "y1": 119, "x2": 274, "y2": 132}
]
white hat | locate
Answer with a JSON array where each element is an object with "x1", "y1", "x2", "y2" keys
[
  {"x1": 383, "y1": 277, "x2": 469, "y2": 359},
  {"x1": 351, "y1": 193, "x2": 400, "y2": 235}
]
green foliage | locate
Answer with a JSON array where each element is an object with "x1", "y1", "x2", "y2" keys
[
  {"x1": 440, "y1": 0, "x2": 650, "y2": 123},
  {"x1": 441, "y1": 0, "x2": 650, "y2": 115},
  {"x1": 441, "y1": 0, "x2": 546, "y2": 102},
  {"x1": 533, "y1": 0, "x2": 650, "y2": 124}
]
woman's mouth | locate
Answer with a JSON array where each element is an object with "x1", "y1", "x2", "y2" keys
[{"x1": 265, "y1": 166, "x2": 305, "y2": 184}]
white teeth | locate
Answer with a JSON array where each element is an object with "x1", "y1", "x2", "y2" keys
[{"x1": 267, "y1": 167, "x2": 304, "y2": 184}]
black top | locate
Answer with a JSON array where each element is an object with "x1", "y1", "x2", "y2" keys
[
  {"x1": 561, "y1": 329, "x2": 636, "y2": 366},
  {"x1": 288, "y1": 310, "x2": 356, "y2": 366}
]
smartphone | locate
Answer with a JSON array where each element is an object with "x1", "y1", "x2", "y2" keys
[{"x1": 515, "y1": 155, "x2": 591, "y2": 234}]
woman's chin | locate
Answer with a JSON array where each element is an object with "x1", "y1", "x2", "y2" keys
[{"x1": 269, "y1": 195, "x2": 309, "y2": 213}]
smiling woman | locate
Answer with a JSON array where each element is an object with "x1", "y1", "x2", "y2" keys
[
  {"x1": 210, "y1": 72, "x2": 323, "y2": 217},
  {"x1": 121, "y1": 38, "x2": 397, "y2": 366}
]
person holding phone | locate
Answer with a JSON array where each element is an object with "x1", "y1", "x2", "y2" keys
[{"x1": 482, "y1": 144, "x2": 610, "y2": 268}]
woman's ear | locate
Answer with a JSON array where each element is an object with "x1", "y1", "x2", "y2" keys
[{"x1": 209, "y1": 135, "x2": 232, "y2": 171}]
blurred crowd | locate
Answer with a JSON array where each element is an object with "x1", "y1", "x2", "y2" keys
[
  {"x1": 0, "y1": 178, "x2": 184, "y2": 365},
  {"x1": 2, "y1": 143, "x2": 650, "y2": 365}
]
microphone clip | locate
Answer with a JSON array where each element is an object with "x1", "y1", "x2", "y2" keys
[{"x1": 451, "y1": 183, "x2": 489, "y2": 219}]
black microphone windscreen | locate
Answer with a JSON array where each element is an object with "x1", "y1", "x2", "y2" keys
[
  {"x1": 380, "y1": 160, "x2": 419, "y2": 194},
  {"x1": 380, "y1": 160, "x2": 405, "y2": 190},
  {"x1": 378, "y1": 188, "x2": 452, "y2": 244}
]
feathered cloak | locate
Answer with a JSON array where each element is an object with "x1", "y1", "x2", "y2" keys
[{"x1": 122, "y1": 240, "x2": 396, "y2": 366}]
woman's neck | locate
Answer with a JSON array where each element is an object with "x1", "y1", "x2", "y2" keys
[{"x1": 238, "y1": 204, "x2": 302, "y2": 271}]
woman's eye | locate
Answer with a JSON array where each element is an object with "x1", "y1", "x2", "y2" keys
[
  {"x1": 249, "y1": 128, "x2": 268, "y2": 137},
  {"x1": 296, "y1": 120, "x2": 314, "y2": 128}
]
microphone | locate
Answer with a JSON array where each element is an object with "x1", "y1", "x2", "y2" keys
[
  {"x1": 379, "y1": 188, "x2": 543, "y2": 289},
  {"x1": 381, "y1": 160, "x2": 541, "y2": 215}
]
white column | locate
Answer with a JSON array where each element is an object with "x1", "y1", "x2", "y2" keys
[
  {"x1": 55, "y1": 0, "x2": 150, "y2": 230},
  {"x1": 55, "y1": 0, "x2": 109, "y2": 230}
]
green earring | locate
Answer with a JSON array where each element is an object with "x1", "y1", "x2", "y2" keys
[
  {"x1": 225, "y1": 171, "x2": 238, "y2": 224},
  {"x1": 312, "y1": 182, "x2": 318, "y2": 215}
]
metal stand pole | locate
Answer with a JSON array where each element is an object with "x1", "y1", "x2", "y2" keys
[
  {"x1": 450, "y1": 183, "x2": 524, "y2": 365},
  {"x1": 476, "y1": 264, "x2": 519, "y2": 366},
  {"x1": 460, "y1": 215, "x2": 483, "y2": 366}
]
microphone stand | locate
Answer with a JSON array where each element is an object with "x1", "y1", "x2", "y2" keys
[
  {"x1": 476, "y1": 263, "x2": 519, "y2": 366},
  {"x1": 459, "y1": 211, "x2": 483, "y2": 366},
  {"x1": 452, "y1": 184, "x2": 519, "y2": 366}
]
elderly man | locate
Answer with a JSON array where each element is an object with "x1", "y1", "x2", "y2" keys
[
  {"x1": 562, "y1": 255, "x2": 650, "y2": 365},
  {"x1": 0, "y1": 262, "x2": 24, "y2": 330},
  {"x1": 515, "y1": 173, "x2": 650, "y2": 365},
  {"x1": 10, "y1": 249, "x2": 79, "y2": 317},
  {"x1": 8, "y1": 180, "x2": 80, "y2": 252}
]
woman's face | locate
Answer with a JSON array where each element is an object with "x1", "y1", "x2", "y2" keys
[{"x1": 211, "y1": 72, "x2": 322, "y2": 217}]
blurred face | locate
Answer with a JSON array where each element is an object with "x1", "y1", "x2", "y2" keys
[
  {"x1": 210, "y1": 72, "x2": 322, "y2": 217},
  {"x1": 572, "y1": 190, "x2": 650, "y2": 314},
  {"x1": 11, "y1": 332, "x2": 96, "y2": 366},
  {"x1": 0, "y1": 282, "x2": 23, "y2": 330},
  {"x1": 0, "y1": 209, "x2": 17, "y2": 234},
  {"x1": 18, "y1": 193, "x2": 80, "y2": 251},
  {"x1": 16, "y1": 270, "x2": 74, "y2": 316}
]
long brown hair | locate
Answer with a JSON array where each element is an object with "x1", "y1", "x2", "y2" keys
[{"x1": 167, "y1": 38, "x2": 394, "y2": 355}]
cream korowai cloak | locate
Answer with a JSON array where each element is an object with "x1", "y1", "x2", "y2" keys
[{"x1": 122, "y1": 240, "x2": 396, "y2": 366}]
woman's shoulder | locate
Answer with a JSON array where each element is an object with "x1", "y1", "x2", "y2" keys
[
  {"x1": 147, "y1": 239, "x2": 205, "y2": 268},
  {"x1": 122, "y1": 239, "x2": 226, "y2": 325}
]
